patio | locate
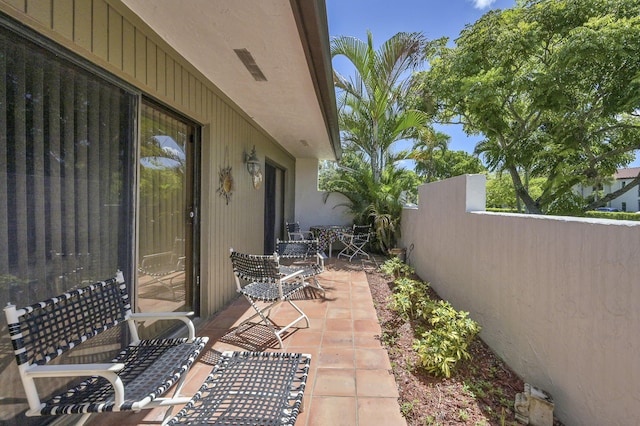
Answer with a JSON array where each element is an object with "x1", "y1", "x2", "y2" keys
[{"x1": 87, "y1": 256, "x2": 406, "y2": 426}]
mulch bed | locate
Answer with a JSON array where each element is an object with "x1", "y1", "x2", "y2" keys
[{"x1": 364, "y1": 264, "x2": 564, "y2": 425}]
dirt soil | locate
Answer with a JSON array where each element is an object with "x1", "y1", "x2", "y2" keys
[{"x1": 364, "y1": 265, "x2": 563, "y2": 426}]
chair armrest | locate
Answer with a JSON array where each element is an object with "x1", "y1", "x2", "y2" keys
[
  {"x1": 129, "y1": 312, "x2": 196, "y2": 340},
  {"x1": 26, "y1": 363, "x2": 125, "y2": 377},
  {"x1": 339, "y1": 232, "x2": 354, "y2": 241},
  {"x1": 279, "y1": 268, "x2": 304, "y2": 282},
  {"x1": 26, "y1": 363, "x2": 126, "y2": 408}
]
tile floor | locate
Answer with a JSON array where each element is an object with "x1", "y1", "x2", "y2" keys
[{"x1": 87, "y1": 257, "x2": 406, "y2": 425}]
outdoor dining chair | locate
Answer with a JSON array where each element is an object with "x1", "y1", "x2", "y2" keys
[
  {"x1": 337, "y1": 224, "x2": 372, "y2": 262},
  {"x1": 229, "y1": 249, "x2": 310, "y2": 348},
  {"x1": 275, "y1": 238, "x2": 326, "y2": 295},
  {"x1": 285, "y1": 221, "x2": 313, "y2": 240}
]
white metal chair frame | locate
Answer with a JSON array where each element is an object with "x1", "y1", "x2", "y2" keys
[
  {"x1": 285, "y1": 221, "x2": 313, "y2": 240},
  {"x1": 229, "y1": 249, "x2": 310, "y2": 348},
  {"x1": 337, "y1": 224, "x2": 372, "y2": 262},
  {"x1": 3, "y1": 271, "x2": 208, "y2": 425},
  {"x1": 275, "y1": 239, "x2": 326, "y2": 295}
]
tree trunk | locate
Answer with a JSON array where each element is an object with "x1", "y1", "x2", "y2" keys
[{"x1": 508, "y1": 166, "x2": 541, "y2": 214}]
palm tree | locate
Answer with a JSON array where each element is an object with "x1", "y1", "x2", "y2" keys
[
  {"x1": 324, "y1": 151, "x2": 419, "y2": 253},
  {"x1": 331, "y1": 31, "x2": 430, "y2": 184},
  {"x1": 408, "y1": 128, "x2": 450, "y2": 182}
]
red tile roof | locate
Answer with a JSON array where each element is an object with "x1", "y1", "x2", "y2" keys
[{"x1": 615, "y1": 167, "x2": 640, "y2": 179}]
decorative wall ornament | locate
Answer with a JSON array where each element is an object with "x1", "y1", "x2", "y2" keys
[{"x1": 217, "y1": 147, "x2": 233, "y2": 204}]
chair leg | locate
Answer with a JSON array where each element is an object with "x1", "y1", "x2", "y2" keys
[
  {"x1": 235, "y1": 296, "x2": 309, "y2": 348},
  {"x1": 352, "y1": 243, "x2": 370, "y2": 260},
  {"x1": 272, "y1": 300, "x2": 309, "y2": 348},
  {"x1": 310, "y1": 277, "x2": 325, "y2": 296}
]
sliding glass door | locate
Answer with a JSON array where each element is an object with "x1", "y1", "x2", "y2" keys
[{"x1": 137, "y1": 101, "x2": 198, "y2": 317}]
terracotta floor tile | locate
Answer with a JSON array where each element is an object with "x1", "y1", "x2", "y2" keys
[
  {"x1": 318, "y1": 347, "x2": 355, "y2": 369},
  {"x1": 307, "y1": 396, "x2": 357, "y2": 426},
  {"x1": 326, "y1": 307, "x2": 352, "y2": 319},
  {"x1": 313, "y1": 368, "x2": 356, "y2": 396},
  {"x1": 357, "y1": 397, "x2": 407, "y2": 426},
  {"x1": 356, "y1": 369, "x2": 400, "y2": 398},
  {"x1": 322, "y1": 330, "x2": 354, "y2": 347},
  {"x1": 355, "y1": 348, "x2": 392, "y2": 370},
  {"x1": 354, "y1": 318, "x2": 382, "y2": 334},
  {"x1": 351, "y1": 307, "x2": 378, "y2": 320},
  {"x1": 354, "y1": 333, "x2": 384, "y2": 348},
  {"x1": 325, "y1": 318, "x2": 353, "y2": 332},
  {"x1": 285, "y1": 330, "x2": 323, "y2": 347},
  {"x1": 300, "y1": 301, "x2": 329, "y2": 318}
]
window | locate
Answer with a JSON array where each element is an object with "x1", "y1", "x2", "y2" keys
[
  {"x1": 0, "y1": 25, "x2": 135, "y2": 308},
  {"x1": 0, "y1": 20, "x2": 136, "y2": 423}
]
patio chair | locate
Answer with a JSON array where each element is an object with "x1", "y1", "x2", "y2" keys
[
  {"x1": 229, "y1": 249, "x2": 310, "y2": 348},
  {"x1": 337, "y1": 224, "x2": 372, "y2": 262},
  {"x1": 286, "y1": 221, "x2": 313, "y2": 240},
  {"x1": 137, "y1": 239, "x2": 186, "y2": 298},
  {"x1": 275, "y1": 238, "x2": 326, "y2": 296}
]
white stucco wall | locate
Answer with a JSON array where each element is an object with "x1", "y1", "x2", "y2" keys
[
  {"x1": 293, "y1": 158, "x2": 352, "y2": 231},
  {"x1": 400, "y1": 174, "x2": 640, "y2": 426}
]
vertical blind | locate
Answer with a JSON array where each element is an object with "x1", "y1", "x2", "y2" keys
[{"x1": 0, "y1": 29, "x2": 134, "y2": 308}]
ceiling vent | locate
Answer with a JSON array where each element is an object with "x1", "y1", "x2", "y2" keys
[{"x1": 234, "y1": 48, "x2": 267, "y2": 81}]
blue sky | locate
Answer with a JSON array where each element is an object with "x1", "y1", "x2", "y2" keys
[{"x1": 325, "y1": 0, "x2": 640, "y2": 168}]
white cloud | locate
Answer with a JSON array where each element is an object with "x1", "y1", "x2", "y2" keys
[{"x1": 471, "y1": 0, "x2": 498, "y2": 9}]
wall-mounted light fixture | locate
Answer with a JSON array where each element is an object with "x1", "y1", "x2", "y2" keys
[{"x1": 244, "y1": 145, "x2": 263, "y2": 189}]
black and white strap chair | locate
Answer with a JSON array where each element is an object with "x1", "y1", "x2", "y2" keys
[
  {"x1": 337, "y1": 224, "x2": 372, "y2": 262},
  {"x1": 285, "y1": 221, "x2": 313, "y2": 240},
  {"x1": 276, "y1": 239, "x2": 326, "y2": 296},
  {"x1": 229, "y1": 249, "x2": 310, "y2": 348}
]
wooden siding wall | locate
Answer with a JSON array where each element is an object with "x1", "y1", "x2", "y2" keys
[{"x1": 0, "y1": 0, "x2": 296, "y2": 317}]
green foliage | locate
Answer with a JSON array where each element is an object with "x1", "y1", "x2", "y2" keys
[
  {"x1": 330, "y1": 31, "x2": 437, "y2": 252},
  {"x1": 585, "y1": 211, "x2": 640, "y2": 221},
  {"x1": 383, "y1": 260, "x2": 481, "y2": 377},
  {"x1": 332, "y1": 31, "x2": 431, "y2": 184},
  {"x1": 411, "y1": 142, "x2": 487, "y2": 183},
  {"x1": 413, "y1": 301, "x2": 481, "y2": 378},
  {"x1": 412, "y1": 0, "x2": 640, "y2": 214},
  {"x1": 389, "y1": 277, "x2": 433, "y2": 321},
  {"x1": 379, "y1": 256, "x2": 415, "y2": 278},
  {"x1": 325, "y1": 151, "x2": 419, "y2": 252}
]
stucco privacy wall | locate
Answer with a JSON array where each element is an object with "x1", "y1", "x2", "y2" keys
[
  {"x1": 0, "y1": 0, "x2": 297, "y2": 317},
  {"x1": 294, "y1": 157, "x2": 352, "y2": 231},
  {"x1": 400, "y1": 174, "x2": 640, "y2": 425}
]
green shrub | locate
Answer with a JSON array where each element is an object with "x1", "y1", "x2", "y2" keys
[
  {"x1": 389, "y1": 277, "x2": 433, "y2": 320},
  {"x1": 584, "y1": 211, "x2": 640, "y2": 221},
  {"x1": 413, "y1": 300, "x2": 481, "y2": 378},
  {"x1": 379, "y1": 257, "x2": 415, "y2": 278}
]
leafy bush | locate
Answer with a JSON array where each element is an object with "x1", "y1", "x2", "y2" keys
[
  {"x1": 413, "y1": 301, "x2": 481, "y2": 378},
  {"x1": 383, "y1": 257, "x2": 481, "y2": 377},
  {"x1": 379, "y1": 257, "x2": 415, "y2": 278},
  {"x1": 389, "y1": 277, "x2": 434, "y2": 321}
]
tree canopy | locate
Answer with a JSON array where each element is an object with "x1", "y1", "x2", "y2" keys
[{"x1": 411, "y1": 0, "x2": 640, "y2": 214}]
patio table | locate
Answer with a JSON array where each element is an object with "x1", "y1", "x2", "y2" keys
[
  {"x1": 310, "y1": 225, "x2": 349, "y2": 257},
  {"x1": 167, "y1": 351, "x2": 311, "y2": 425}
]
